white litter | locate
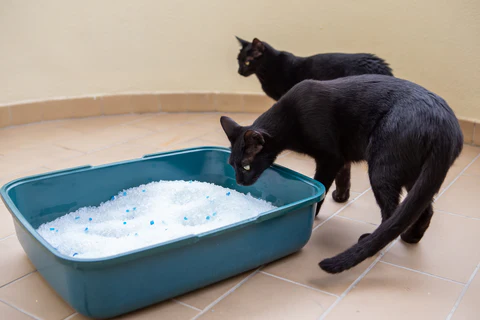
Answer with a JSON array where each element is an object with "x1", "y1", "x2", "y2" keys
[{"x1": 37, "y1": 180, "x2": 276, "y2": 259}]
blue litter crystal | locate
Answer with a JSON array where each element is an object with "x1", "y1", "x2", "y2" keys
[
  {"x1": 184, "y1": 217, "x2": 188, "y2": 221},
  {"x1": 50, "y1": 227, "x2": 55, "y2": 231},
  {"x1": 85, "y1": 227, "x2": 89, "y2": 232},
  {"x1": 89, "y1": 217, "x2": 92, "y2": 221},
  {"x1": 150, "y1": 220, "x2": 154, "y2": 225},
  {"x1": 226, "y1": 192, "x2": 231, "y2": 196},
  {"x1": 135, "y1": 233, "x2": 138, "y2": 236},
  {"x1": 142, "y1": 190, "x2": 146, "y2": 192},
  {"x1": 123, "y1": 192, "x2": 127, "y2": 196},
  {"x1": 189, "y1": 180, "x2": 192, "y2": 183},
  {"x1": 111, "y1": 196, "x2": 115, "y2": 200},
  {"x1": 206, "y1": 196, "x2": 209, "y2": 199},
  {"x1": 206, "y1": 216, "x2": 211, "y2": 220},
  {"x1": 133, "y1": 207, "x2": 136, "y2": 211},
  {"x1": 73, "y1": 253, "x2": 78, "y2": 257},
  {"x1": 123, "y1": 221, "x2": 127, "y2": 225},
  {"x1": 75, "y1": 216, "x2": 80, "y2": 220},
  {"x1": 213, "y1": 212, "x2": 217, "y2": 216},
  {"x1": 126, "y1": 209, "x2": 130, "y2": 213}
]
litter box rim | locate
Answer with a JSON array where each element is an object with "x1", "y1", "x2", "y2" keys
[{"x1": 0, "y1": 146, "x2": 325, "y2": 269}]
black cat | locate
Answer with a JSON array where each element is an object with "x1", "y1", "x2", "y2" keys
[
  {"x1": 236, "y1": 36, "x2": 393, "y2": 204},
  {"x1": 235, "y1": 36, "x2": 393, "y2": 101},
  {"x1": 220, "y1": 75, "x2": 463, "y2": 274}
]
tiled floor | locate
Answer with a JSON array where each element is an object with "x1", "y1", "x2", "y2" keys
[{"x1": 0, "y1": 112, "x2": 479, "y2": 320}]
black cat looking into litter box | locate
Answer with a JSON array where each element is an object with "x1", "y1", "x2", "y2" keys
[
  {"x1": 236, "y1": 36, "x2": 393, "y2": 205},
  {"x1": 220, "y1": 75, "x2": 463, "y2": 274}
]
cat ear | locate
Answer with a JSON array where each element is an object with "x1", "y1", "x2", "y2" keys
[
  {"x1": 251, "y1": 38, "x2": 265, "y2": 58},
  {"x1": 235, "y1": 36, "x2": 249, "y2": 48},
  {"x1": 220, "y1": 116, "x2": 242, "y2": 142},
  {"x1": 244, "y1": 130, "x2": 265, "y2": 156}
]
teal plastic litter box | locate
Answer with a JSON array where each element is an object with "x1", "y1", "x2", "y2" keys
[{"x1": 0, "y1": 147, "x2": 325, "y2": 319}]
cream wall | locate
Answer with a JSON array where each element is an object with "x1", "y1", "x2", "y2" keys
[{"x1": 0, "y1": 0, "x2": 479, "y2": 120}]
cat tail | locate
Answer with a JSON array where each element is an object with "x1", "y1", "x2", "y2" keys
[{"x1": 318, "y1": 144, "x2": 451, "y2": 274}]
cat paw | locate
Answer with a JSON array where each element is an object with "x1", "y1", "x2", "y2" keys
[
  {"x1": 358, "y1": 233, "x2": 370, "y2": 243},
  {"x1": 332, "y1": 189, "x2": 350, "y2": 203},
  {"x1": 401, "y1": 233, "x2": 422, "y2": 244}
]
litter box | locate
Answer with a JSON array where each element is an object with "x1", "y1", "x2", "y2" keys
[{"x1": 1, "y1": 147, "x2": 325, "y2": 319}]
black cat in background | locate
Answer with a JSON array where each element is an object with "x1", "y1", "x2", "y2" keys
[
  {"x1": 235, "y1": 37, "x2": 393, "y2": 205},
  {"x1": 235, "y1": 37, "x2": 393, "y2": 101}
]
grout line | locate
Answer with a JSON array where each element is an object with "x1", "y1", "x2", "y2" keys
[
  {"x1": 63, "y1": 313, "x2": 78, "y2": 320},
  {"x1": 0, "y1": 271, "x2": 36, "y2": 289},
  {"x1": 436, "y1": 152, "x2": 480, "y2": 200},
  {"x1": 379, "y1": 261, "x2": 466, "y2": 285},
  {"x1": 0, "y1": 299, "x2": 40, "y2": 320},
  {"x1": 313, "y1": 187, "x2": 372, "y2": 232},
  {"x1": 0, "y1": 234, "x2": 15, "y2": 242},
  {"x1": 172, "y1": 299, "x2": 202, "y2": 312},
  {"x1": 335, "y1": 215, "x2": 379, "y2": 227},
  {"x1": 190, "y1": 268, "x2": 261, "y2": 320},
  {"x1": 446, "y1": 263, "x2": 480, "y2": 320},
  {"x1": 318, "y1": 238, "x2": 400, "y2": 320},
  {"x1": 260, "y1": 271, "x2": 339, "y2": 298},
  {"x1": 436, "y1": 209, "x2": 480, "y2": 221}
]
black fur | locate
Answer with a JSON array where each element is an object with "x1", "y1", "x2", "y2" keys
[
  {"x1": 220, "y1": 75, "x2": 463, "y2": 274},
  {"x1": 235, "y1": 37, "x2": 393, "y2": 205},
  {"x1": 235, "y1": 36, "x2": 393, "y2": 101}
]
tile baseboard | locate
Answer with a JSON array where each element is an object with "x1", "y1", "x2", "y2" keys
[{"x1": 0, "y1": 93, "x2": 274, "y2": 128}]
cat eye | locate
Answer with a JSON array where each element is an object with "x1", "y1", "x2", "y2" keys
[
  {"x1": 245, "y1": 61, "x2": 250, "y2": 66},
  {"x1": 243, "y1": 165, "x2": 251, "y2": 171}
]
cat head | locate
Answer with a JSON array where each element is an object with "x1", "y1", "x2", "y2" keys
[
  {"x1": 235, "y1": 36, "x2": 266, "y2": 77},
  {"x1": 220, "y1": 116, "x2": 275, "y2": 186}
]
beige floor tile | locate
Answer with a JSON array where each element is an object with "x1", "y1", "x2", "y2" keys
[
  {"x1": 59, "y1": 114, "x2": 150, "y2": 133},
  {"x1": 441, "y1": 145, "x2": 480, "y2": 191},
  {"x1": 0, "y1": 126, "x2": 81, "y2": 154},
  {"x1": 0, "y1": 236, "x2": 35, "y2": 287},
  {"x1": 198, "y1": 273, "x2": 337, "y2": 320},
  {"x1": 383, "y1": 212, "x2": 480, "y2": 283},
  {"x1": 133, "y1": 124, "x2": 215, "y2": 149},
  {"x1": 327, "y1": 262, "x2": 463, "y2": 320},
  {"x1": 54, "y1": 125, "x2": 153, "y2": 153},
  {"x1": 176, "y1": 272, "x2": 250, "y2": 310},
  {"x1": 452, "y1": 268, "x2": 480, "y2": 319},
  {"x1": 67, "y1": 300, "x2": 199, "y2": 320},
  {"x1": 0, "y1": 301, "x2": 34, "y2": 320},
  {"x1": 464, "y1": 153, "x2": 480, "y2": 176},
  {"x1": 264, "y1": 217, "x2": 377, "y2": 295},
  {"x1": 275, "y1": 154, "x2": 316, "y2": 177},
  {"x1": 435, "y1": 175, "x2": 480, "y2": 218},
  {"x1": 339, "y1": 189, "x2": 381, "y2": 225},
  {"x1": 199, "y1": 130, "x2": 229, "y2": 146},
  {"x1": 350, "y1": 163, "x2": 371, "y2": 193},
  {"x1": 314, "y1": 191, "x2": 361, "y2": 227},
  {"x1": 0, "y1": 272, "x2": 74, "y2": 320},
  {"x1": 130, "y1": 113, "x2": 211, "y2": 131},
  {"x1": 168, "y1": 139, "x2": 222, "y2": 151},
  {"x1": 0, "y1": 204, "x2": 15, "y2": 239},
  {"x1": 0, "y1": 145, "x2": 83, "y2": 175},
  {"x1": 48, "y1": 142, "x2": 158, "y2": 170}
]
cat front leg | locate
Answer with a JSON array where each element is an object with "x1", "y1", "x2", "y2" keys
[
  {"x1": 332, "y1": 162, "x2": 351, "y2": 203},
  {"x1": 314, "y1": 159, "x2": 343, "y2": 216}
]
